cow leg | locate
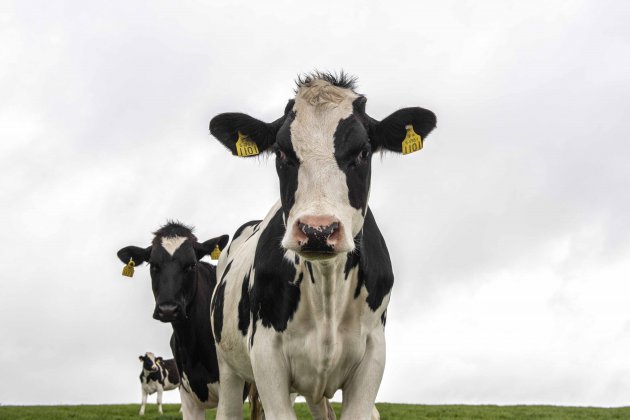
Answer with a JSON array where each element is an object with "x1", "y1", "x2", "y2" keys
[
  {"x1": 306, "y1": 397, "x2": 336, "y2": 420},
  {"x1": 180, "y1": 387, "x2": 205, "y2": 420},
  {"x1": 250, "y1": 345, "x2": 296, "y2": 420},
  {"x1": 157, "y1": 385, "x2": 164, "y2": 414},
  {"x1": 139, "y1": 388, "x2": 147, "y2": 416},
  {"x1": 340, "y1": 332, "x2": 385, "y2": 420},
  {"x1": 215, "y1": 360, "x2": 247, "y2": 420}
]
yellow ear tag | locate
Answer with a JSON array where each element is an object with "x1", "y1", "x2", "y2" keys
[
  {"x1": 401, "y1": 125, "x2": 423, "y2": 155},
  {"x1": 235, "y1": 131, "x2": 260, "y2": 157},
  {"x1": 210, "y1": 245, "x2": 221, "y2": 260},
  {"x1": 122, "y1": 258, "x2": 135, "y2": 277}
]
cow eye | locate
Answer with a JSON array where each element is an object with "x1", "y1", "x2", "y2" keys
[
  {"x1": 150, "y1": 263, "x2": 160, "y2": 272},
  {"x1": 185, "y1": 263, "x2": 196, "y2": 273},
  {"x1": 275, "y1": 148, "x2": 297, "y2": 167},
  {"x1": 275, "y1": 149, "x2": 287, "y2": 161},
  {"x1": 352, "y1": 145, "x2": 371, "y2": 167}
]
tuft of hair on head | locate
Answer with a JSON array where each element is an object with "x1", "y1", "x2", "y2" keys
[
  {"x1": 152, "y1": 220, "x2": 197, "y2": 244},
  {"x1": 294, "y1": 70, "x2": 358, "y2": 107},
  {"x1": 295, "y1": 70, "x2": 358, "y2": 92}
]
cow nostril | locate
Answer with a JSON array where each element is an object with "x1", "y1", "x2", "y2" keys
[{"x1": 298, "y1": 221, "x2": 339, "y2": 239}]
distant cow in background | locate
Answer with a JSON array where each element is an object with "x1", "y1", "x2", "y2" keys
[
  {"x1": 138, "y1": 351, "x2": 180, "y2": 415},
  {"x1": 118, "y1": 222, "x2": 231, "y2": 420}
]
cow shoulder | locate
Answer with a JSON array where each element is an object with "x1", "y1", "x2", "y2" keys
[
  {"x1": 251, "y1": 208, "x2": 302, "y2": 338},
  {"x1": 162, "y1": 359, "x2": 180, "y2": 385},
  {"x1": 349, "y1": 207, "x2": 394, "y2": 311}
]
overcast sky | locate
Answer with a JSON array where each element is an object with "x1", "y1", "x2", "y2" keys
[{"x1": 1, "y1": 0, "x2": 629, "y2": 408}]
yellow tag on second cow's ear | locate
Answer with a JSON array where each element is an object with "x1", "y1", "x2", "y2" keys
[
  {"x1": 210, "y1": 245, "x2": 221, "y2": 260},
  {"x1": 122, "y1": 258, "x2": 135, "y2": 277},
  {"x1": 235, "y1": 132, "x2": 260, "y2": 157},
  {"x1": 402, "y1": 125, "x2": 423, "y2": 155}
]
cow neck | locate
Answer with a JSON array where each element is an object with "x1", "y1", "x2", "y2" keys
[
  {"x1": 301, "y1": 254, "x2": 352, "y2": 323},
  {"x1": 171, "y1": 265, "x2": 206, "y2": 349}
]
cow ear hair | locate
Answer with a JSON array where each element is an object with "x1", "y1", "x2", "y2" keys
[
  {"x1": 117, "y1": 246, "x2": 152, "y2": 266},
  {"x1": 369, "y1": 107, "x2": 436, "y2": 153},
  {"x1": 194, "y1": 235, "x2": 230, "y2": 260},
  {"x1": 209, "y1": 100, "x2": 294, "y2": 157}
]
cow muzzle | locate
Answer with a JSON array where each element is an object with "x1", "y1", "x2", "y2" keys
[
  {"x1": 291, "y1": 215, "x2": 342, "y2": 258},
  {"x1": 153, "y1": 303, "x2": 182, "y2": 322}
]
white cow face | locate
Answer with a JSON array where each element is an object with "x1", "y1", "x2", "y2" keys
[{"x1": 210, "y1": 72, "x2": 436, "y2": 260}]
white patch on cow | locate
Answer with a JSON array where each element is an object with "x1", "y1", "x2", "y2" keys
[
  {"x1": 161, "y1": 236, "x2": 187, "y2": 256},
  {"x1": 281, "y1": 80, "x2": 364, "y2": 253}
]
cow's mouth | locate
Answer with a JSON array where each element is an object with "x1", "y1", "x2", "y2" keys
[
  {"x1": 297, "y1": 250, "x2": 338, "y2": 261},
  {"x1": 153, "y1": 303, "x2": 185, "y2": 323}
]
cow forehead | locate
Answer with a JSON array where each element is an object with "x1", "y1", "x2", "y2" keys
[
  {"x1": 160, "y1": 236, "x2": 187, "y2": 256},
  {"x1": 289, "y1": 81, "x2": 358, "y2": 158}
]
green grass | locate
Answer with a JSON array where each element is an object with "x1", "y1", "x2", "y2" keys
[{"x1": 1, "y1": 403, "x2": 629, "y2": 419}]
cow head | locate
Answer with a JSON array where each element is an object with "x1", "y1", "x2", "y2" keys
[
  {"x1": 210, "y1": 72, "x2": 436, "y2": 260},
  {"x1": 139, "y1": 352, "x2": 159, "y2": 372},
  {"x1": 117, "y1": 222, "x2": 229, "y2": 322}
]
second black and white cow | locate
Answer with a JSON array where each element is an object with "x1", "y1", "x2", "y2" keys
[
  {"x1": 138, "y1": 352, "x2": 180, "y2": 415},
  {"x1": 209, "y1": 72, "x2": 437, "y2": 420},
  {"x1": 118, "y1": 223, "x2": 229, "y2": 420}
]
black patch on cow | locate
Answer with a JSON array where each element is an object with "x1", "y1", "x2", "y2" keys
[
  {"x1": 380, "y1": 310, "x2": 387, "y2": 327},
  {"x1": 246, "y1": 223, "x2": 262, "y2": 241},
  {"x1": 212, "y1": 282, "x2": 226, "y2": 344},
  {"x1": 351, "y1": 208, "x2": 394, "y2": 311},
  {"x1": 145, "y1": 369, "x2": 163, "y2": 384},
  {"x1": 169, "y1": 262, "x2": 221, "y2": 403},
  {"x1": 238, "y1": 270, "x2": 251, "y2": 336},
  {"x1": 294, "y1": 254, "x2": 300, "y2": 265},
  {"x1": 251, "y1": 209, "x2": 302, "y2": 335},
  {"x1": 250, "y1": 314, "x2": 257, "y2": 348},
  {"x1": 344, "y1": 250, "x2": 360, "y2": 280},
  {"x1": 211, "y1": 261, "x2": 231, "y2": 344},
  {"x1": 333, "y1": 109, "x2": 372, "y2": 213},
  {"x1": 305, "y1": 261, "x2": 315, "y2": 284},
  {"x1": 161, "y1": 359, "x2": 180, "y2": 385},
  {"x1": 233, "y1": 220, "x2": 262, "y2": 241},
  {"x1": 274, "y1": 111, "x2": 299, "y2": 219}
]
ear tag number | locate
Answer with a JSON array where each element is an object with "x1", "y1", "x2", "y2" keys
[
  {"x1": 236, "y1": 132, "x2": 260, "y2": 157},
  {"x1": 402, "y1": 125, "x2": 423, "y2": 155},
  {"x1": 122, "y1": 258, "x2": 135, "y2": 277},
  {"x1": 210, "y1": 245, "x2": 221, "y2": 260}
]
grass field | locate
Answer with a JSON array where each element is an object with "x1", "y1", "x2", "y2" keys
[{"x1": 1, "y1": 403, "x2": 630, "y2": 419}]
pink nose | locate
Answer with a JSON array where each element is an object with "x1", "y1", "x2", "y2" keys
[{"x1": 294, "y1": 215, "x2": 341, "y2": 252}]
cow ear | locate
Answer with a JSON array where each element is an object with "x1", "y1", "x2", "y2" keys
[
  {"x1": 209, "y1": 100, "x2": 294, "y2": 157},
  {"x1": 370, "y1": 107, "x2": 436, "y2": 153},
  {"x1": 156, "y1": 357, "x2": 163, "y2": 364},
  {"x1": 117, "y1": 246, "x2": 151, "y2": 266},
  {"x1": 194, "y1": 234, "x2": 230, "y2": 260},
  {"x1": 139, "y1": 355, "x2": 144, "y2": 361}
]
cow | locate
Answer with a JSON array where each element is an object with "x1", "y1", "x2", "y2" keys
[
  {"x1": 208, "y1": 72, "x2": 437, "y2": 420},
  {"x1": 117, "y1": 222, "x2": 231, "y2": 420},
  {"x1": 138, "y1": 351, "x2": 180, "y2": 415}
]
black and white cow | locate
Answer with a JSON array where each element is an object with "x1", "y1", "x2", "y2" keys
[
  {"x1": 209, "y1": 72, "x2": 437, "y2": 420},
  {"x1": 118, "y1": 223, "x2": 230, "y2": 420},
  {"x1": 138, "y1": 351, "x2": 180, "y2": 415}
]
